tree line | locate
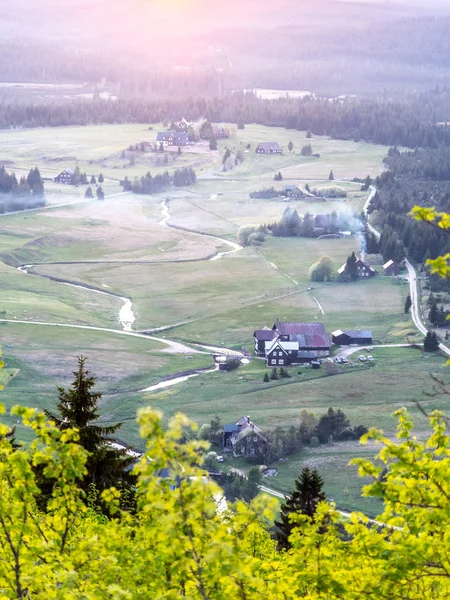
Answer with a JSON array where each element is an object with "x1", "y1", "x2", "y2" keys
[
  {"x1": 121, "y1": 167, "x2": 196, "y2": 195},
  {"x1": 1, "y1": 93, "x2": 450, "y2": 149},
  {"x1": 0, "y1": 166, "x2": 46, "y2": 213}
]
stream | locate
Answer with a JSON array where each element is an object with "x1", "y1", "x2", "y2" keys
[
  {"x1": 159, "y1": 199, "x2": 243, "y2": 261},
  {"x1": 17, "y1": 264, "x2": 136, "y2": 331}
]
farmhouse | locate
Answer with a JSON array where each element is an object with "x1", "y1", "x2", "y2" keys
[
  {"x1": 175, "y1": 118, "x2": 194, "y2": 131},
  {"x1": 211, "y1": 125, "x2": 230, "y2": 139},
  {"x1": 253, "y1": 327, "x2": 278, "y2": 354},
  {"x1": 156, "y1": 132, "x2": 188, "y2": 146},
  {"x1": 331, "y1": 329, "x2": 373, "y2": 345},
  {"x1": 284, "y1": 184, "x2": 305, "y2": 199},
  {"x1": 54, "y1": 168, "x2": 73, "y2": 184},
  {"x1": 383, "y1": 259, "x2": 401, "y2": 275},
  {"x1": 255, "y1": 321, "x2": 330, "y2": 365},
  {"x1": 338, "y1": 257, "x2": 378, "y2": 279},
  {"x1": 223, "y1": 416, "x2": 268, "y2": 457},
  {"x1": 255, "y1": 142, "x2": 283, "y2": 154}
]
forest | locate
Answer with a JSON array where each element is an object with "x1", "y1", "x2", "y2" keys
[
  {"x1": 1, "y1": 92, "x2": 450, "y2": 150},
  {"x1": 0, "y1": 166, "x2": 45, "y2": 213}
]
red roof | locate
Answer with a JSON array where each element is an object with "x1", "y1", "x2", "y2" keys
[{"x1": 274, "y1": 322, "x2": 330, "y2": 349}]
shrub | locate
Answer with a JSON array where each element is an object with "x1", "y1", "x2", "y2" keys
[
  {"x1": 263, "y1": 373, "x2": 270, "y2": 383},
  {"x1": 309, "y1": 436, "x2": 320, "y2": 447}
]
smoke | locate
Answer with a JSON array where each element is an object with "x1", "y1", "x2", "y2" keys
[{"x1": 358, "y1": 233, "x2": 367, "y2": 262}]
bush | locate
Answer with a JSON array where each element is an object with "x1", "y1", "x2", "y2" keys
[
  {"x1": 309, "y1": 436, "x2": 320, "y2": 447},
  {"x1": 270, "y1": 368, "x2": 278, "y2": 381},
  {"x1": 279, "y1": 367, "x2": 291, "y2": 378},
  {"x1": 226, "y1": 357, "x2": 241, "y2": 371}
]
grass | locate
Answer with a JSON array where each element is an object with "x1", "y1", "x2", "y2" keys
[{"x1": 0, "y1": 121, "x2": 427, "y2": 510}]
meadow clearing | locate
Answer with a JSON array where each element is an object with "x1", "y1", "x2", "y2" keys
[{"x1": 0, "y1": 121, "x2": 440, "y2": 511}]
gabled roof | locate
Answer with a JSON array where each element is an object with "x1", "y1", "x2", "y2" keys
[
  {"x1": 256, "y1": 141, "x2": 282, "y2": 152},
  {"x1": 273, "y1": 322, "x2": 330, "y2": 348},
  {"x1": 265, "y1": 340, "x2": 299, "y2": 354},
  {"x1": 223, "y1": 424, "x2": 239, "y2": 433},
  {"x1": 254, "y1": 328, "x2": 278, "y2": 341},
  {"x1": 58, "y1": 168, "x2": 73, "y2": 176},
  {"x1": 156, "y1": 131, "x2": 188, "y2": 142}
]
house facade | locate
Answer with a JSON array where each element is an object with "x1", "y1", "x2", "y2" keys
[
  {"x1": 338, "y1": 257, "x2": 378, "y2": 279},
  {"x1": 211, "y1": 125, "x2": 230, "y2": 139},
  {"x1": 54, "y1": 168, "x2": 73, "y2": 184},
  {"x1": 156, "y1": 131, "x2": 188, "y2": 146},
  {"x1": 255, "y1": 321, "x2": 330, "y2": 365},
  {"x1": 255, "y1": 142, "x2": 283, "y2": 154},
  {"x1": 331, "y1": 329, "x2": 373, "y2": 345},
  {"x1": 223, "y1": 416, "x2": 268, "y2": 457}
]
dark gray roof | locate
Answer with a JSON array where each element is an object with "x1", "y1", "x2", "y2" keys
[
  {"x1": 156, "y1": 131, "x2": 188, "y2": 143},
  {"x1": 343, "y1": 330, "x2": 372, "y2": 339},
  {"x1": 223, "y1": 424, "x2": 239, "y2": 433},
  {"x1": 256, "y1": 142, "x2": 282, "y2": 152},
  {"x1": 254, "y1": 329, "x2": 277, "y2": 341}
]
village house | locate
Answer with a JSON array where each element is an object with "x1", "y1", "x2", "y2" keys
[
  {"x1": 223, "y1": 416, "x2": 268, "y2": 457},
  {"x1": 331, "y1": 329, "x2": 373, "y2": 346},
  {"x1": 255, "y1": 142, "x2": 283, "y2": 155},
  {"x1": 156, "y1": 131, "x2": 188, "y2": 146},
  {"x1": 254, "y1": 321, "x2": 331, "y2": 365},
  {"x1": 383, "y1": 259, "x2": 401, "y2": 276},
  {"x1": 337, "y1": 257, "x2": 378, "y2": 279},
  {"x1": 174, "y1": 118, "x2": 194, "y2": 131},
  {"x1": 211, "y1": 125, "x2": 230, "y2": 139},
  {"x1": 284, "y1": 184, "x2": 305, "y2": 199},
  {"x1": 54, "y1": 168, "x2": 73, "y2": 184}
]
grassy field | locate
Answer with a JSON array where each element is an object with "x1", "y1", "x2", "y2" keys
[{"x1": 0, "y1": 122, "x2": 432, "y2": 512}]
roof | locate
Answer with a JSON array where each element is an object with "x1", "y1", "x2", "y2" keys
[
  {"x1": 383, "y1": 260, "x2": 394, "y2": 269},
  {"x1": 256, "y1": 141, "x2": 282, "y2": 152},
  {"x1": 223, "y1": 424, "x2": 239, "y2": 433},
  {"x1": 338, "y1": 257, "x2": 377, "y2": 275},
  {"x1": 274, "y1": 322, "x2": 330, "y2": 348},
  {"x1": 265, "y1": 340, "x2": 299, "y2": 354},
  {"x1": 343, "y1": 329, "x2": 372, "y2": 339},
  {"x1": 156, "y1": 131, "x2": 188, "y2": 142},
  {"x1": 296, "y1": 350, "x2": 328, "y2": 359},
  {"x1": 331, "y1": 329, "x2": 345, "y2": 337},
  {"x1": 254, "y1": 328, "x2": 278, "y2": 341},
  {"x1": 58, "y1": 168, "x2": 73, "y2": 176}
]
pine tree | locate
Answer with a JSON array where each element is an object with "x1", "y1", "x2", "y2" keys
[
  {"x1": 343, "y1": 251, "x2": 359, "y2": 281},
  {"x1": 263, "y1": 373, "x2": 270, "y2": 383},
  {"x1": 288, "y1": 141, "x2": 294, "y2": 152},
  {"x1": 96, "y1": 186, "x2": 105, "y2": 200},
  {"x1": 44, "y1": 357, "x2": 136, "y2": 492},
  {"x1": 275, "y1": 467, "x2": 326, "y2": 550},
  {"x1": 424, "y1": 331, "x2": 439, "y2": 352},
  {"x1": 90, "y1": 175, "x2": 97, "y2": 185},
  {"x1": 404, "y1": 295, "x2": 412, "y2": 314},
  {"x1": 429, "y1": 300, "x2": 438, "y2": 325},
  {"x1": 209, "y1": 137, "x2": 218, "y2": 150},
  {"x1": 329, "y1": 169, "x2": 334, "y2": 181},
  {"x1": 237, "y1": 116, "x2": 245, "y2": 130},
  {"x1": 306, "y1": 129, "x2": 312, "y2": 139},
  {"x1": 85, "y1": 186, "x2": 93, "y2": 198},
  {"x1": 98, "y1": 173, "x2": 104, "y2": 183}
]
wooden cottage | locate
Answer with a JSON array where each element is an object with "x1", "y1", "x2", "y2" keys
[
  {"x1": 223, "y1": 416, "x2": 268, "y2": 457},
  {"x1": 383, "y1": 260, "x2": 401, "y2": 276},
  {"x1": 54, "y1": 168, "x2": 73, "y2": 184},
  {"x1": 338, "y1": 257, "x2": 378, "y2": 279},
  {"x1": 331, "y1": 329, "x2": 373, "y2": 346},
  {"x1": 255, "y1": 142, "x2": 283, "y2": 155},
  {"x1": 256, "y1": 321, "x2": 330, "y2": 365}
]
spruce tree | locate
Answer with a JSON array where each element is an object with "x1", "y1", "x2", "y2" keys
[
  {"x1": 96, "y1": 186, "x2": 105, "y2": 200},
  {"x1": 275, "y1": 467, "x2": 326, "y2": 550},
  {"x1": 90, "y1": 175, "x2": 97, "y2": 185},
  {"x1": 424, "y1": 331, "x2": 439, "y2": 352},
  {"x1": 44, "y1": 356, "x2": 136, "y2": 492},
  {"x1": 85, "y1": 186, "x2": 93, "y2": 198},
  {"x1": 343, "y1": 251, "x2": 359, "y2": 281},
  {"x1": 98, "y1": 173, "x2": 104, "y2": 183},
  {"x1": 329, "y1": 169, "x2": 334, "y2": 181},
  {"x1": 404, "y1": 295, "x2": 412, "y2": 314}
]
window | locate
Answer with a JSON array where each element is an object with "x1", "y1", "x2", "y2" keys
[
  {"x1": 271, "y1": 359, "x2": 276, "y2": 365},
  {"x1": 278, "y1": 359, "x2": 284, "y2": 365}
]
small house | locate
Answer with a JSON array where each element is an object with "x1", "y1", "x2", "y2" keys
[
  {"x1": 284, "y1": 184, "x2": 305, "y2": 199},
  {"x1": 253, "y1": 327, "x2": 277, "y2": 355},
  {"x1": 255, "y1": 142, "x2": 283, "y2": 155},
  {"x1": 211, "y1": 125, "x2": 230, "y2": 139},
  {"x1": 383, "y1": 260, "x2": 401, "y2": 276},
  {"x1": 331, "y1": 329, "x2": 373, "y2": 346},
  {"x1": 338, "y1": 257, "x2": 378, "y2": 279},
  {"x1": 54, "y1": 168, "x2": 73, "y2": 184},
  {"x1": 156, "y1": 131, "x2": 188, "y2": 146},
  {"x1": 265, "y1": 339, "x2": 299, "y2": 366},
  {"x1": 223, "y1": 416, "x2": 268, "y2": 457}
]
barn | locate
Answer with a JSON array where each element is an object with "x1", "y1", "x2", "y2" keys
[
  {"x1": 383, "y1": 260, "x2": 401, "y2": 276},
  {"x1": 331, "y1": 329, "x2": 373, "y2": 345},
  {"x1": 54, "y1": 168, "x2": 73, "y2": 184},
  {"x1": 255, "y1": 142, "x2": 283, "y2": 154}
]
